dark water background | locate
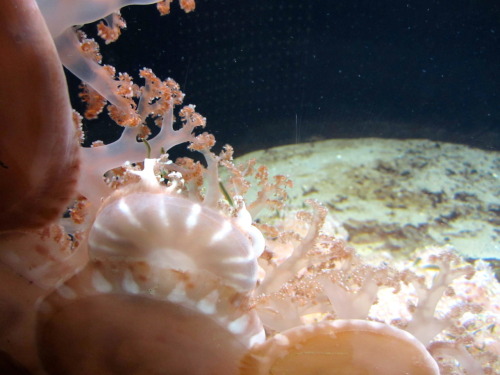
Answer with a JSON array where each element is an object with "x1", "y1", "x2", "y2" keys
[{"x1": 70, "y1": 0, "x2": 500, "y2": 155}]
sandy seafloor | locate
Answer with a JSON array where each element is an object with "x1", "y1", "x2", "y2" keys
[
  {"x1": 233, "y1": 137, "x2": 500, "y2": 370},
  {"x1": 235, "y1": 138, "x2": 499, "y2": 262}
]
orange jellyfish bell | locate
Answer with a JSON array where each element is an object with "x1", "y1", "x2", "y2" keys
[
  {"x1": 0, "y1": 0, "x2": 80, "y2": 231},
  {"x1": 36, "y1": 262, "x2": 264, "y2": 375},
  {"x1": 36, "y1": 181, "x2": 265, "y2": 374},
  {"x1": 240, "y1": 319, "x2": 440, "y2": 375}
]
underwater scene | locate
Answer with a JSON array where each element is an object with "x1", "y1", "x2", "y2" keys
[{"x1": 0, "y1": 0, "x2": 498, "y2": 374}]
